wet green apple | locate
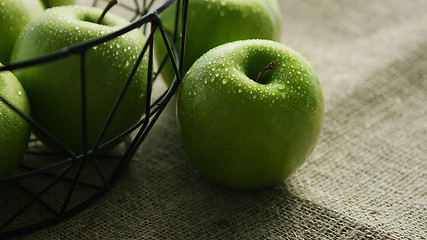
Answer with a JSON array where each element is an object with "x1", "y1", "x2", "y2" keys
[
  {"x1": 0, "y1": 64, "x2": 31, "y2": 177},
  {"x1": 177, "y1": 40, "x2": 324, "y2": 190},
  {"x1": 0, "y1": 0, "x2": 45, "y2": 63},
  {"x1": 154, "y1": 0, "x2": 282, "y2": 86},
  {"x1": 11, "y1": 6, "x2": 148, "y2": 153}
]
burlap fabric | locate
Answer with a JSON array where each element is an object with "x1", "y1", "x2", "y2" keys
[{"x1": 9, "y1": 0, "x2": 427, "y2": 239}]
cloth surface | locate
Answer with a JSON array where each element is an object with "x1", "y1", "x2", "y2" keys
[{"x1": 7, "y1": 0, "x2": 427, "y2": 239}]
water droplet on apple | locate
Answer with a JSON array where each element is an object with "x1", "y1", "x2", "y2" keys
[
  {"x1": 222, "y1": 79, "x2": 228, "y2": 84},
  {"x1": 17, "y1": 90, "x2": 22, "y2": 96}
]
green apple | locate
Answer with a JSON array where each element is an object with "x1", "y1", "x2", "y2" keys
[
  {"x1": 0, "y1": 0, "x2": 45, "y2": 63},
  {"x1": 41, "y1": 0, "x2": 75, "y2": 8},
  {"x1": 154, "y1": 0, "x2": 282, "y2": 86},
  {"x1": 177, "y1": 39, "x2": 324, "y2": 190},
  {"x1": 0, "y1": 63, "x2": 31, "y2": 177},
  {"x1": 10, "y1": 6, "x2": 148, "y2": 154}
]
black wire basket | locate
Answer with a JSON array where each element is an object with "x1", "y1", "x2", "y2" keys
[{"x1": 0, "y1": 0, "x2": 188, "y2": 238}]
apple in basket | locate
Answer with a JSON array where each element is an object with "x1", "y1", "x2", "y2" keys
[
  {"x1": 154, "y1": 0, "x2": 282, "y2": 86},
  {"x1": 0, "y1": 63, "x2": 31, "y2": 177},
  {"x1": 11, "y1": 5, "x2": 149, "y2": 153},
  {"x1": 0, "y1": 0, "x2": 45, "y2": 63}
]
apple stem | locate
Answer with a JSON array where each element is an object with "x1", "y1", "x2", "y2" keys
[
  {"x1": 96, "y1": 0, "x2": 118, "y2": 24},
  {"x1": 256, "y1": 61, "x2": 276, "y2": 84}
]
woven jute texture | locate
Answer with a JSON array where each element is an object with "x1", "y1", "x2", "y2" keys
[{"x1": 10, "y1": 0, "x2": 427, "y2": 239}]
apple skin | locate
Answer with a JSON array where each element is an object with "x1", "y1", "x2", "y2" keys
[
  {"x1": 154, "y1": 0, "x2": 282, "y2": 86},
  {"x1": 0, "y1": 0, "x2": 45, "y2": 63},
  {"x1": 0, "y1": 64, "x2": 31, "y2": 177},
  {"x1": 177, "y1": 39, "x2": 324, "y2": 190},
  {"x1": 10, "y1": 6, "x2": 148, "y2": 154},
  {"x1": 41, "y1": 0, "x2": 75, "y2": 8}
]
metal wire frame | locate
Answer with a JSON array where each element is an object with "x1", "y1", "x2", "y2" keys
[{"x1": 0, "y1": 0, "x2": 188, "y2": 238}]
